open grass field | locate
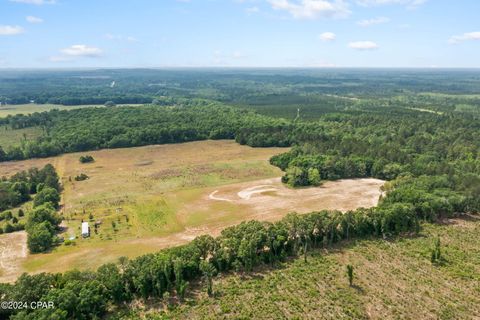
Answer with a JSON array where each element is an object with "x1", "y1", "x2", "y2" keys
[
  {"x1": 126, "y1": 215, "x2": 480, "y2": 320},
  {"x1": 0, "y1": 126, "x2": 44, "y2": 149},
  {"x1": 0, "y1": 103, "x2": 144, "y2": 118},
  {"x1": 0, "y1": 104, "x2": 92, "y2": 118},
  {"x1": 0, "y1": 140, "x2": 384, "y2": 282}
]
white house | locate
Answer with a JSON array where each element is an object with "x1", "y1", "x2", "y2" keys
[{"x1": 81, "y1": 222, "x2": 90, "y2": 238}]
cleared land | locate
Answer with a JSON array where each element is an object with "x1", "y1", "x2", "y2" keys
[
  {"x1": 185, "y1": 177, "x2": 383, "y2": 229},
  {"x1": 0, "y1": 104, "x2": 91, "y2": 118},
  {"x1": 0, "y1": 140, "x2": 384, "y2": 280},
  {"x1": 0, "y1": 103, "x2": 143, "y2": 118},
  {"x1": 149, "y1": 216, "x2": 480, "y2": 320},
  {"x1": 0, "y1": 231, "x2": 27, "y2": 283},
  {"x1": 0, "y1": 126, "x2": 43, "y2": 149}
]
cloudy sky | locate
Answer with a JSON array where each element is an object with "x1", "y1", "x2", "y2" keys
[{"x1": 0, "y1": 0, "x2": 479, "y2": 68}]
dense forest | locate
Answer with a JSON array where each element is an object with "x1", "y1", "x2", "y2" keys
[
  {"x1": 0, "y1": 101, "x2": 291, "y2": 161},
  {"x1": 2, "y1": 69, "x2": 480, "y2": 105}
]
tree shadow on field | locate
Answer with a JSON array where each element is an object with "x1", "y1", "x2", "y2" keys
[
  {"x1": 350, "y1": 284, "x2": 365, "y2": 294},
  {"x1": 437, "y1": 212, "x2": 480, "y2": 226}
]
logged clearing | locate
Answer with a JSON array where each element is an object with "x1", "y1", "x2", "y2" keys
[
  {"x1": 0, "y1": 140, "x2": 384, "y2": 279},
  {"x1": 158, "y1": 216, "x2": 480, "y2": 320}
]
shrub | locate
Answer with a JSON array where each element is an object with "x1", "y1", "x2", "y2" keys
[
  {"x1": 79, "y1": 155, "x2": 95, "y2": 163},
  {"x1": 74, "y1": 173, "x2": 89, "y2": 181},
  {"x1": 104, "y1": 101, "x2": 116, "y2": 107},
  {"x1": 4, "y1": 223, "x2": 14, "y2": 233},
  {"x1": 64, "y1": 239, "x2": 76, "y2": 246}
]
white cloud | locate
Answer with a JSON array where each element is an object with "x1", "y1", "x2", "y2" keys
[
  {"x1": 319, "y1": 32, "x2": 336, "y2": 41},
  {"x1": 246, "y1": 6, "x2": 260, "y2": 13},
  {"x1": 356, "y1": 0, "x2": 426, "y2": 9},
  {"x1": 61, "y1": 45, "x2": 103, "y2": 57},
  {"x1": 449, "y1": 32, "x2": 480, "y2": 44},
  {"x1": 357, "y1": 16, "x2": 389, "y2": 27},
  {"x1": 267, "y1": 0, "x2": 350, "y2": 19},
  {"x1": 10, "y1": 0, "x2": 55, "y2": 4},
  {"x1": 26, "y1": 16, "x2": 43, "y2": 23},
  {"x1": 0, "y1": 25, "x2": 24, "y2": 35},
  {"x1": 348, "y1": 41, "x2": 379, "y2": 50}
]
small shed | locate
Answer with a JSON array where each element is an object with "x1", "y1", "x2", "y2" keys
[{"x1": 81, "y1": 222, "x2": 90, "y2": 238}]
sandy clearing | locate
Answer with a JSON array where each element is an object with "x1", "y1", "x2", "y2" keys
[
  {"x1": 0, "y1": 231, "x2": 28, "y2": 283},
  {"x1": 204, "y1": 177, "x2": 384, "y2": 217},
  {"x1": 173, "y1": 177, "x2": 384, "y2": 245}
]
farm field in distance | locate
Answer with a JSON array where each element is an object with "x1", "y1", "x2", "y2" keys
[
  {"x1": 0, "y1": 103, "x2": 96, "y2": 118},
  {"x1": 0, "y1": 140, "x2": 384, "y2": 280},
  {"x1": 0, "y1": 103, "x2": 146, "y2": 118}
]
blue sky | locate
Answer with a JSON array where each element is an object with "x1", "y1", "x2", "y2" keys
[{"x1": 0, "y1": 0, "x2": 479, "y2": 68}]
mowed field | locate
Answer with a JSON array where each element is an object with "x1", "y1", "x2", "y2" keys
[{"x1": 0, "y1": 140, "x2": 384, "y2": 281}]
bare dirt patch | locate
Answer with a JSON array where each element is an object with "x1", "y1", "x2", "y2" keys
[
  {"x1": 201, "y1": 177, "x2": 384, "y2": 222},
  {"x1": 168, "y1": 177, "x2": 385, "y2": 248},
  {"x1": 0, "y1": 231, "x2": 28, "y2": 283}
]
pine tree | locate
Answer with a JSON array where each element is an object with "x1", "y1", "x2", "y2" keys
[{"x1": 346, "y1": 264, "x2": 354, "y2": 286}]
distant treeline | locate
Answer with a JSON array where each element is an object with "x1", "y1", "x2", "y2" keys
[{"x1": 2, "y1": 69, "x2": 480, "y2": 107}]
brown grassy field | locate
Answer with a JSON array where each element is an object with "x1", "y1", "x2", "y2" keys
[{"x1": 0, "y1": 140, "x2": 384, "y2": 281}]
